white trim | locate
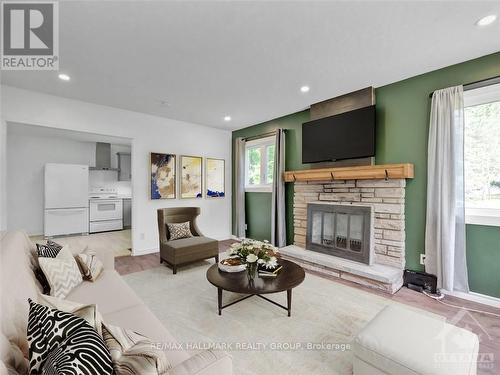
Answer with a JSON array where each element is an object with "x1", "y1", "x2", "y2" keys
[
  {"x1": 464, "y1": 82, "x2": 500, "y2": 107},
  {"x1": 245, "y1": 185, "x2": 272, "y2": 193},
  {"x1": 465, "y1": 214, "x2": 500, "y2": 227},
  {"x1": 132, "y1": 246, "x2": 158, "y2": 256},
  {"x1": 440, "y1": 289, "x2": 500, "y2": 309},
  {"x1": 465, "y1": 207, "x2": 500, "y2": 226},
  {"x1": 245, "y1": 135, "x2": 274, "y2": 147}
]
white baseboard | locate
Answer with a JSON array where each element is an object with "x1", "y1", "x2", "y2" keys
[
  {"x1": 441, "y1": 289, "x2": 500, "y2": 309},
  {"x1": 132, "y1": 247, "x2": 158, "y2": 256}
]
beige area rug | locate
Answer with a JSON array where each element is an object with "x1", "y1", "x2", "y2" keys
[
  {"x1": 123, "y1": 261, "x2": 433, "y2": 375},
  {"x1": 30, "y1": 229, "x2": 132, "y2": 257}
]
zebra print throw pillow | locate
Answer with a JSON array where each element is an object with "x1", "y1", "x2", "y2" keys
[
  {"x1": 27, "y1": 299, "x2": 113, "y2": 375},
  {"x1": 36, "y1": 240, "x2": 63, "y2": 258}
]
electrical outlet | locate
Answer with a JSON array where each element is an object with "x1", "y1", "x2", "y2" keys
[
  {"x1": 140, "y1": 232, "x2": 145, "y2": 240},
  {"x1": 245, "y1": 224, "x2": 248, "y2": 230},
  {"x1": 420, "y1": 253, "x2": 426, "y2": 266}
]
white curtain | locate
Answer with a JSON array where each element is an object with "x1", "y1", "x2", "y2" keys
[
  {"x1": 425, "y1": 85, "x2": 469, "y2": 293},
  {"x1": 271, "y1": 129, "x2": 286, "y2": 247},
  {"x1": 234, "y1": 138, "x2": 246, "y2": 238}
]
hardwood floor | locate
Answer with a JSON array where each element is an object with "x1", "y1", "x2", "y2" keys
[
  {"x1": 31, "y1": 229, "x2": 132, "y2": 257},
  {"x1": 115, "y1": 239, "x2": 235, "y2": 275},
  {"x1": 115, "y1": 239, "x2": 500, "y2": 374}
]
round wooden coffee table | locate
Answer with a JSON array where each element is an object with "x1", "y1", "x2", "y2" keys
[{"x1": 206, "y1": 259, "x2": 305, "y2": 317}]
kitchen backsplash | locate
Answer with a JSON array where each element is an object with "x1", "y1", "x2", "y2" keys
[{"x1": 89, "y1": 170, "x2": 132, "y2": 197}]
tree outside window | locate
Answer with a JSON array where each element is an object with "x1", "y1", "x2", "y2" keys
[
  {"x1": 245, "y1": 137, "x2": 275, "y2": 192},
  {"x1": 464, "y1": 101, "x2": 500, "y2": 208},
  {"x1": 463, "y1": 83, "x2": 500, "y2": 227}
]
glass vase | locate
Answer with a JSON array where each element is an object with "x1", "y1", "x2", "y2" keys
[{"x1": 246, "y1": 262, "x2": 257, "y2": 282}]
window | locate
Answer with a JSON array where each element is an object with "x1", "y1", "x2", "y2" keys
[
  {"x1": 245, "y1": 136, "x2": 275, "y2": 192},
  {"x1": 464, "y1": 83, "x2": 500, "y2": 226}
]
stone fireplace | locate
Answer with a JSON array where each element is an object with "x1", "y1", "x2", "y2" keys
[
  {"x1": 280, "y1": 177, "x2": 408, "y2": 294},
  {"x1": 307, "y1": 203, "x2": 373, "y2": 265}
]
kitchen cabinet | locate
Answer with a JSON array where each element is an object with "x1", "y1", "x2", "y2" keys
[
  {"x1": 123, "y1": 198, "x2": 132, "y2": 228},
  {"x1": 117, "y1": 152, "x2": 131, "y2": 181}
]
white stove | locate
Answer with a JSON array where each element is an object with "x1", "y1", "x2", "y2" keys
[
  {"x1": 89, "y1": 187, "x2": 119, "y2": 200},
  {"x1": 89, "y1": 187, "x2": 123, "y2": 233}
]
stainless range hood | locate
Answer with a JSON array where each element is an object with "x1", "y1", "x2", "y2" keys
[{"x1": 90, "y1": 142, "x2": 119, "y2": 171}]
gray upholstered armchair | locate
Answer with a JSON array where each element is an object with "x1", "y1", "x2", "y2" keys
[{"x1": 157, "y1": 207, "x2": 219, "y2": 274}]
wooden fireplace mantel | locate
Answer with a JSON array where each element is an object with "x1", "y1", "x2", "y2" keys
[{"x1": 283, "y1": 163, "x2": 414, "y2": 182}]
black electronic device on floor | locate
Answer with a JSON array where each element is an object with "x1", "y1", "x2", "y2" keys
[{"x1": 403, "y1": 269, "x2": 437, "y2": 294}]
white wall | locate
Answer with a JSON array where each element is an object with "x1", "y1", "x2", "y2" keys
[
  {"x1": 6, "y1": 127, "x2": 132, "y2": 234},
  {"x1": 6, "y1": 131, "x2": 95, "y2": 235},
  {"x1": 89, "y1": 144, "x2": 132, "y2": 197},
  {"x1": 1, "y1": 85, "x2": 232, "y2": 254}
]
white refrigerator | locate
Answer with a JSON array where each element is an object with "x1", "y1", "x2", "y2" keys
[{"x1": 44, "y1": 163, "x2": 89, "y2": 237}]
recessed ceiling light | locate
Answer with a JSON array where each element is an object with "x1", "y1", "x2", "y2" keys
[
  {"x1": 300, "y1": 86, "x2": 310, "y2": 93},
  {"x1": 476, "y1": 14, "x2": 497, "y2": 27},
  {"x1": 58, "y1": 73, "x2": 70, "y2": 81},
  {"x1": 224, "y1": 116, "x2": 231, "y2": 122}
]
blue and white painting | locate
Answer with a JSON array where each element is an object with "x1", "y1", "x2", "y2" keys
[
  {"x1": 151, "y1": 153, "x2": 176, "y2": 199},
  {"x1": 206, "y1": 158, "x2": 225, "y2": 198}
]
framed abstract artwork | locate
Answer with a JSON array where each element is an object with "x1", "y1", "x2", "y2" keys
[
  {"x1": 206, "y1": 158, "x2": 225, "y2": 198},
  {"x1": 180, "y1": 155, "x2": 203, "y2": 199},
  {"x1": 150, "y1": 153, "x2": 176, "y2": 199}
]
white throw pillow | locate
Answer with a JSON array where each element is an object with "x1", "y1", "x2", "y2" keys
[
  {"x1": 167, "y1": 222, "x2": 193, "y2": 240},
  {"x1": 38, "y1": 245, "x2": 83, "y2": 299}
]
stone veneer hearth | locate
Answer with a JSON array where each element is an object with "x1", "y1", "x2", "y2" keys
[
  {"x1": 280, "y1": 177, "x2": 407, "y2": 294},
  {"x1": 294, "y1": 178, "x2": 406, "y2": 267}
]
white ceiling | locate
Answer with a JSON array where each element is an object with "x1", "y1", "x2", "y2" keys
[{"x1": 2, "y1": 1, "x2": 500, "y2": 130}]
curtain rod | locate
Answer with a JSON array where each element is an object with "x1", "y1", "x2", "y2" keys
[
  {"x1": 242, "y1": 130, "x2": 279, "y2": 142},
  {"x1": 428, "y1": 75, "x2": 500, "y2": 98}
]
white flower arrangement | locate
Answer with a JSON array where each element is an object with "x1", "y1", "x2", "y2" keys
[{"x1": 228, "y1": 239, "x2": 279, "y2": 269}]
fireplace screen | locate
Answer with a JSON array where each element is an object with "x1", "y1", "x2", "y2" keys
[{"x1": 306, "y1": 204, "x2": 371, "y2": 264}]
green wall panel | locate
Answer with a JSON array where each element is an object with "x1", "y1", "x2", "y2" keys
[
  {"x1": 245, "y1": 192, "x2": 272, "y2": 241},
  {"x1": 232, "y1": 51, "x2": 500, "y2": 297},
  {"x1": 466, "y1": 225, "x2": 500, "y2": 298}
]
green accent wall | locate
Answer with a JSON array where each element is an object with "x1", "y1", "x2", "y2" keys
[
  {"x1": 466, "y1": 225, "x2": 500, "y2": 298},
  {"x1": 245, "y1": 192, "x2": 272, "y2": 241},
  {"x1": 232, "y1": 51, "x2": 500, "y2": 298}
]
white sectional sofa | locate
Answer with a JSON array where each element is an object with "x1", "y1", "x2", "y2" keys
[{"x1": 0, "y1": 230, "x2": 232, "y2": 374}]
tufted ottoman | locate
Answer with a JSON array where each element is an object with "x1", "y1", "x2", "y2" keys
[{"x1": 353, "y1": 305, "x2": 479, "y2": 375}]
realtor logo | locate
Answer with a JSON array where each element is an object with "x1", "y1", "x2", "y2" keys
[{"x1": 1, "y1": 1, "x2": 58, "y2": 70}]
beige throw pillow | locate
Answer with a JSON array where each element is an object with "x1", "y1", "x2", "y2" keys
[
  {"x1": 76, "y1": 248, "x2": 104, "y2": 282},
  {"x1": 102, "y1": 323, "x2": 171, "y2": 375},
  {"x1": 38, "y1": 294, "x2": 104, "y2": 337},
  {"x1": 167, "y1": 222, "x2": 193, "y2": 241},
  {"x1": 38, "y1": 245, "x2": 83, "y2": 299}
]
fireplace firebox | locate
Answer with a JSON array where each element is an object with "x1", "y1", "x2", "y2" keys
[{"x1": 306, "y1": 203, "x2": 372, "y2": 264}]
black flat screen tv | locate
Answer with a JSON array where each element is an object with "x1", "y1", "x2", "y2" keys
[{"x1": 302, "y1": 105, "x2": 376, "y2": 163}]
